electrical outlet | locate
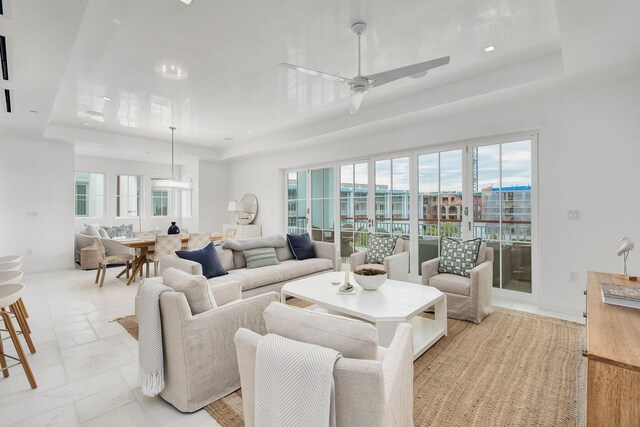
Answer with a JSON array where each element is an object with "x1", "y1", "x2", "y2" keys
[
  {"x1": 567, "y1": 210, "x2": 580, "y2": 220},
  {"x1": 26, "y1": 211, "x2": 38, "y2": 218},
  {"x1": 569, "y1": 272, "x2": 578, "y2": 282}
]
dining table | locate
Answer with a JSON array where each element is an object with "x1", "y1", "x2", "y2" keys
[{"x1": 115, "y1": 234, "x2": 225, "y2": 286}]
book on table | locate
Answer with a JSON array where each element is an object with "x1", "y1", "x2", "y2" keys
[{"x1": 600, "y1": 283, "x2": 640, "y2": 309}]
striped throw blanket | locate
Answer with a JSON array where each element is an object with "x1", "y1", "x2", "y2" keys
[
  {"x1": 138, "y1": 280, "x2": 173, "y2": 396},
  {"x1": 255, "y1": 334, "x2": 341, "y2": 427}
]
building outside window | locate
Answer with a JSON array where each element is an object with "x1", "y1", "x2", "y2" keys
[
  {"x1": 74, "y1": 172, "x2": 105, "y2": 217},
  {"x1": 116, "y1": 175, "x2": 141, "y2": 217}
]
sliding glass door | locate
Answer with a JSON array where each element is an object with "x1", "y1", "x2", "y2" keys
[
  {"x1": 417, "y1": 149, "x2": 464, "y2": 267},
  {"x1": 287, "y1": 170, "x2": 307, "y2": 235},
  {"x1": 339, "y1": 163, "x2": 369, "y2": 263},
  {"x1": 285, "y1": 135, "x2": 536, "y2": 295},
  {"x1": 310, "y1": 168, "x2": 335, "y2": 243},
  {"x1": 374, "y1": 157, "x2": 410, "y2": 239},
  {"x1": 472, "y1": 140, "x2": 534, "y2": 293}
]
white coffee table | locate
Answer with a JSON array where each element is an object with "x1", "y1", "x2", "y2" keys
[{"x1": 281, "y1": 271, "x2": 447, "y2": 360}]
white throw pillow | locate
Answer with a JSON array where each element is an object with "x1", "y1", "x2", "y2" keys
[
  {"x1": 83, "y1": 224, "x2": 101, "y2": 238},
  {"x1": 162, "y1": 267, "x2": 217, "y2": 315},
  {"x1": 98, "y1": 228, "x2": 110, "y2": 239}
]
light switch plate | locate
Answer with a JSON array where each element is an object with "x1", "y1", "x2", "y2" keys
[{"x1": 567, "y1": 210, "x2": 579, "y2": 220}]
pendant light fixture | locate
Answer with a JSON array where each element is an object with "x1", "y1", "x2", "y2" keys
[{"x1": 151, "y1": 126, "x2": 192, "y2": 191}]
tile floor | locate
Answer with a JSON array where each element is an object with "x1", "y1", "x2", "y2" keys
[
  {"x1": 0, "y1": 267, "x2": 219, "y2": 427},
  {"x1": 1, "y1": 267, "x2": 583, "y2": 426}
]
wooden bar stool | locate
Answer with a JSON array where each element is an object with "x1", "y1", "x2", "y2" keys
[
  {"x1": 0, "y1": 264, "x2": 30, "y2": 319},
  {"x1": 0, "y1": 271, "x2": 33, "y2": 344},
  {"x1": 0, "y1": 283, "x2": 37, "y2": 388}
]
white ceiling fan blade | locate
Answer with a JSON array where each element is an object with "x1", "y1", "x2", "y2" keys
[
  {"x1": 279, "y1": 63, "x2": 352, "y2": 84},
  {"x1": 367, "y1": 56, "x2": 450, "y2": 88},
  {"x1": 350, "y1": 92, "x2": 365, "y2": 114}
]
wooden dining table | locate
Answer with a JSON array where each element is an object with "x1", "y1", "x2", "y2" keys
[{"x1": 116, "y1": 234, "x2": 225, "y2": 286}]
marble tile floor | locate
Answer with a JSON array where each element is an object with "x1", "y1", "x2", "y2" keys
[
  {"x1": 0, "y1": 267, "x2": 219, "y2": 427},
  {"x1": 0, "y1": 267, "x2": 584, "y2": 426}
]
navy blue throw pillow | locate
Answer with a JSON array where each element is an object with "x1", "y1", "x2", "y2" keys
[
  {"x1": 175, "y1": 242, "x2": 227, "y2": 279},
  {"x1": 287, "y1": 233, "x2": 316, "y2": 261}
]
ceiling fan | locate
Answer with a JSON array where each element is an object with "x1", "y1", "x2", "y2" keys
[{"x1": 279, "y1": 22, "x2": 450, "y2": 114}]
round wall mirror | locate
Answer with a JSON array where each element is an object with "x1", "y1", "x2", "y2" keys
[{"x1": 234, "y1": 193, "x2": 258, "y2": 225}]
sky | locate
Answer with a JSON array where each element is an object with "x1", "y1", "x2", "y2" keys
[{"x1": 304, "y1": 140, "x2": 532, "y2": 195}]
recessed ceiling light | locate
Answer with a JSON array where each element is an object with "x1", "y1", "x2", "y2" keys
[
  {"x1": 29, "y1": 110, "x2": 39, "y2": 114},
  {"x1": 86, "y1": 110, "x2": 104, "y2": 117},
  {"x1": 224, "y1": 137, "x2": 234, "y2": 141},
  {"x1": 484, "y1": 45, "x2": 496, "y2": 52},
  {"x1": 247, "y1": 130, "x2": 253, "y2": 133},
  {"x1": 101, "y1": 96, "x2": 112, "y2": 101},
  {"x1": 178, "y1": 0, "x2": 193, "y2": 4},
  {"x1": 208, "y1": 143, "x2": 212, "y2": 146},
  {"x1": 83, "y1": 123, "x2": 90, "y2": 126}
]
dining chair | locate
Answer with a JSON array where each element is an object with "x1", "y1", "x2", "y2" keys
[
  {"x1": 93, "y1": 238, "x2": 135, "y2": 287},
  {"x1": 149, "y1": 235, "x2": 182, "y2": 276},
  {"x1": 0, "y1": 283, "x2": 37, "y2": 388},
  {"x1": 187, "y1": 232, "x2": 211, "y2": 250}
]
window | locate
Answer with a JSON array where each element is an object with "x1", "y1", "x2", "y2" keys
[
  {"x1": 116, "y1": 175, "x2": 141, "y2": 217},
  {"x1": 287, "y1": 171, "x2": 307, "y2": 235},
  {"x1": 150, "y1": 178, "x2": 171, "y2": 216},
  {"x1": 74, "y1": 172, "x2": 105, "y2": 218},
  {"x1": 310, "y1": 167, "x2": 334, "y2": 242}
]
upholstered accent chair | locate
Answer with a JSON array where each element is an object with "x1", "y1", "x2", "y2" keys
[
  {"x1": 135, "y1": 279, "x2": 279, "y2": 412},
  {"x1": 149, "y1": 235, "x2": 182, "y2": 276},
  {"x1": 187, "y1": 232, "x2": 211, "y2": 250},
  {"x1": 350, "y1": 237, "x2": 409, "y2": 281},
  {"x1": 421, "y1": 242, "x2": 494, "y2": 323},
  {"x1": 235, "y1": 302, "x2": 414, "y2": 427},
  {"x1": 92, "y1": 237, "x2": 135, "y2": 287}
]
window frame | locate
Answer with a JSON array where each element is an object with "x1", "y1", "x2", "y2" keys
[
  {"x1": 74, "y1": 171, "x2": 106, "y2": 218},
  {"x1": 115, "y1": 174, "x2": 143, "y2": 218}
]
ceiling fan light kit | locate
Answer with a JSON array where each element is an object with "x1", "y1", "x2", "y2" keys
[{"x1": 279, "y1": 21, "x2": 450, "y2": 114}]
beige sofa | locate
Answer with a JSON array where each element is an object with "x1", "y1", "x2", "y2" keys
[
  {"x1": 235, "y1": 302, "x2": 414, "y2": 426},
  {"x1": 160, "y1": 235, "x2": 335, "y2": 297}
]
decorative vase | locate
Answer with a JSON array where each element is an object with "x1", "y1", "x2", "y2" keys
[{"x1": 167, "y1": 222, "x2": 180, "y2": 235}]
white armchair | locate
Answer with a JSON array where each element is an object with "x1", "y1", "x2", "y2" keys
[
  {"x1": 234, "y1": 303, "x2": 414, "y2": 427},
  {"x1": 136, "y1": 278, "x2": 279, "y2": 412},
  {"x1": 350, "y1": 237, "x2": 409, "y2": 281},
  {"x1": 421, "y1": 243, "x2": 494, "y2": 323}
]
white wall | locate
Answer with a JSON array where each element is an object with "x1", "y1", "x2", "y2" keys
[
  {"x1": 228, "y1": 70, "x2": 640, "y2": 315},
  {"x1": 198, "y1": 160, "x2": 231, "y2": 232},
  {"x1": 0, "y1": 138, "x2": 75, "y2": 273},
  {"x1": 74, "y1": 156, "x2": 197, "y2": 234}
]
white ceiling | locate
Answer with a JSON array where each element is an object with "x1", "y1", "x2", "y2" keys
[{"x1": 1, "y1": 0, "x2": 639, "y2": 163}]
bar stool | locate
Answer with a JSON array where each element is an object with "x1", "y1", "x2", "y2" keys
[
  {"x1": 0, "y1": 262, "x2": 20, "y2": 272},
  {"x1": 0, "y1": 271, "x2": 34, "y2": 350},
  {"x1": 0, "y1": 255, "x2": 21, "y2": 264},
  {"x1": 0, "y1": 283, "x2": 37, "y2": 388},
  {"x1": 0, "y1": 264, "x2": 30, "y2": 318}
]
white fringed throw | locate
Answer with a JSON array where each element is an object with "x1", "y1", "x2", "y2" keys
[
  {"x1": 255, "y1": 334, "x2": 341, "y2": 427},
  {"x1": 138, "y1": 280, "x2": 173, "y2": 396}
]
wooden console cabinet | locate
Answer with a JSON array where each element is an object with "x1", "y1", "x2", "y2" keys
[{"x1": 584, "y1": 271, "x2": 640, "y2": 426}]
